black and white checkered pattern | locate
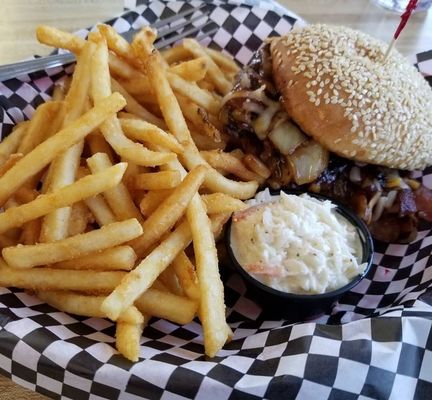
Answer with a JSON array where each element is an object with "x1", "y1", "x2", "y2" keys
[{"x1": 1, "y1": 1, "x2": 432, "y2": 398}]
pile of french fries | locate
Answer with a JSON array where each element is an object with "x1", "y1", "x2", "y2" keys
[{"x1": 0, "y1": 24, "x2": 270, "y2": 361}]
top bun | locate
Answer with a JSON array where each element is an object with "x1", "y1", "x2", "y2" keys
[{"x1": 270, "y1": 24, "x2": 432, "y2": 170}]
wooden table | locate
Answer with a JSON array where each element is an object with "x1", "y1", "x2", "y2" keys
[
  {"x1": 1, "y1": 0, "x2": 431, "y2": 64},
  {"x1": 0, "y1": 1, "x2": 431, "y2": 399}
]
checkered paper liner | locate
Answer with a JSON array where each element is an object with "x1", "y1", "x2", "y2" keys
[{"x1": 1, "y1": 1, "x2": 432, "y2": 399}]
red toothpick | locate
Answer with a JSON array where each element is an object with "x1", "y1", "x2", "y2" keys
[{"x1": 383, "y1": 0, "x2": 418, "y2": 62}]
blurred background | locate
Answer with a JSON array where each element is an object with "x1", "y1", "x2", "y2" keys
[{"x1": 0, "y1": 0, "x2": 431, "y2": 64}]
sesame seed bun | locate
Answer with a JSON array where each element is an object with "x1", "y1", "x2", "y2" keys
[{"x1": 270, "y1": 24, "x2": 432, "y2": 171}]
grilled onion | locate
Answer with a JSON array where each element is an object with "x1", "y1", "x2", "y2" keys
[
  {"x1": 268, "y1": 119, "x2": 307, "y2": 155},
  {"x1": 288, "y1": 141, "x2": 329, "y2": 185}
]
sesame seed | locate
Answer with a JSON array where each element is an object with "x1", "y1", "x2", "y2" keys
[{"x1": 272, "y1": 23, "x2": 432, "y2": 170}]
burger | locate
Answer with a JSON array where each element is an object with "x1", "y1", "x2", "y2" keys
[{"x1": 220, "y1": 24, "x2": 432, "y2": 243}]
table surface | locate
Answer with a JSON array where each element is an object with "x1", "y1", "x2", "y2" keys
[{"x1": 0, "y1": 0, "x2": 431, "y2": 399}]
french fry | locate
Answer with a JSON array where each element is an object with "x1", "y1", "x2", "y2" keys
[
  {"x1": 119, "y1": 118, "x2": 183, "y2": 154},
  {"x1": 134, "y1": 288, "x2": 197, "y2": 324},
  {"x1": 161, "y1": 45, "x2": 191, "y2": 64},
  {"x1": 17, "y1": 102, "x2": 63, "y2": 155},
  {"x1": 204, "y1": 47, "x2": 239, "y2": 74},
  {"x1": 171, "y1": 252, "x2": 200, "y2": 301},
  {"x1": 201, "y1": 150, "x2": 263, "y2": 182},
  {"x1": 76, "y1": 166, "x2": 117, "y2": 226},
  {"x1": 133, "y1": 171, "x2": 181, "y2": 190},
  {"x1": 63, "y1": 41, "x2": 96, "y2": 124},
  {"x1": 52, "y1": 245, "x2": 136, "y2": 271},
  {"x1": 116, "y1": 77, "x2": 154, "y2": 99},
  {"x1": 167, "y1": 72, "x2": 220, "y2": 115},
  {"x1": 101, "y1": 219, "x2": 192, "y2": 320},
  {"x1": 0, "y1": 121, "x2": 29, "y2": 166},
  {"x1": 147, "y1": 52, "x2": 258, "y2": 199},
  {"x1": 202, "y1": 193, "x2": 247, "y2": 214},
  {"x1": 36, "y1": 25, "x2": 85, "y2": 54},
  {"x1": 37, "y1": 290, "x2": 141, "y2": 324},
  {"x1": 169, "y1": 57, "x2": 208, "y2": 81},
  {"x1": 1, "y1": 23, "x2": 263, "y2": 362},
  {"x1": 87, "y1": 30, "x2": 106, "y2": 43},
  {"x1": 103, "y1": 210, "x2": 228, "y2": 322},
  {"x1": 40, "y1": 41, "x2": 95, "y2": 242},
  {"x1": 37, "y1": 290, "x2": 109, "y2": 317},
  {"x1": 89, "y1": 30, "x2": 106, "y2": 44},
  {"x1": 131, "y1": 165, "x2": 208, "y2": 256},
  {"x1": 146, "y1": 54, "x2": 195, "y2": 143},
  {"x1": 111, "y1": 78, "x2": 165, "y2": 128},
  {"x1": 183, "y1": 39, "x2": 232, "y2": 95},
  {"x1": 0, "y1": 259, "x2": 125, "y2": 293},
  {"x1": 115, "y1": 307, "x2": 145, "y2": 362},
  {"x1": 0, "y1": 153, "x2": 23, "y2": 177},
  {"x1": 130, "y1": 26, "x2": 157, "y2": 65},
  {"x1": 108, "y1": 52, "x2": 143, "y2": 80},
  {"x1": 38, "y1": 289, "x2": 147, "y2": 361},
  {"x1": 84, "y1": 194, "x2": 117, "y2": 226},
  {"x1": 139, "y1": 189, "x2": 172, "y2": 217},
  {"x1": 35, "y1": 25, "x2": 147, "y2": 89},
  {"x1": 98, "y1": 24, "x2": 137, "y2": 66},
  {"x1": 97, "y1": 113, "x2": 174, "y2": 167},
  {"x1": 87, "y1": 153, "x2": 143, "y2": 222},
  {"x1": 37, "y1": 289, "x2": 209, "y2": 360},
  {"x1": 0, "y1": 163, "x2": 127, "y2": 234},
  {"x1": 187, "y1": 195, "x2": 231, "y2": 357},
  {"x1": 91, "y1": 38, "x2": 174, "y2": 167},
  {"x1": 2, "y1": 218, "x2": 143, "y2": 268},
  {"x1": 0, "y1": 93, "x2": 126, "y2": 206}
]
